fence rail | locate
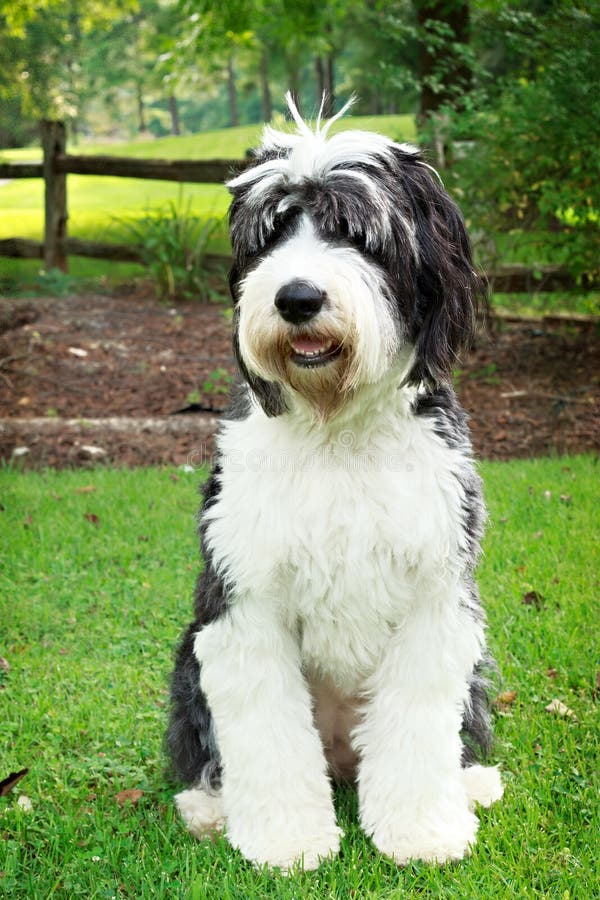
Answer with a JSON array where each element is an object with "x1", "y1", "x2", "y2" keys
[
  {"x1": 0, "y1": 120, "x2": 597, "y2": 292},
  {"x1": 0, "y1": 157, "x2": 246, "y2": 183},
  {"x1": 0, "y1": 162, "x2": 43, "y2": 178},
  {"x1": 0, "y1": 236, "x2": 229, "y2": 268}
]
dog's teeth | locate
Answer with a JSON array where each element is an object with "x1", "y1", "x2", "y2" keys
[{"x1": 292, "y1": 339, "x2": 333, "y2": 357}]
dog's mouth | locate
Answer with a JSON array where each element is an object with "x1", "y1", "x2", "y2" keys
[{"x1": 289, "y1": 337, "x2": 343, "y2": 368}]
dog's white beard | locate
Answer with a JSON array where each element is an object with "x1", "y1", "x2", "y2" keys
[{"x1": 236, "y1": 218, "x2": 402, "y2": 420}]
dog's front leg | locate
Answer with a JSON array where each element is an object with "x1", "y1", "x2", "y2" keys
[
  {"x1": 355, "y1": 586, "x2": 483, "y2": 865},
  {"x1": 193, "y1": 600, "x2": 341, "y2": 871}
]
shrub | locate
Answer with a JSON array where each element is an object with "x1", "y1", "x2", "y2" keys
[
  {"x1": 439, "y1": 5, "x2": 599, "y2": 285},
  {"x1": 115, "y1": 200, "x2": 224, "y2": 303}
]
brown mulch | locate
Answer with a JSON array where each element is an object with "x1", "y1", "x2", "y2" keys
[{"x1": 0, "y1": 288, "x2": 598, "y2": 468}]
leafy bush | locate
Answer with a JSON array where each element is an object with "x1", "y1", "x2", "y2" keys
[
  {"x1": 115, "y1": 200, "x2": 224, "y2": 303},
  {"x1": 440, "y1": 5, "x2": 599, "y2": 284}
]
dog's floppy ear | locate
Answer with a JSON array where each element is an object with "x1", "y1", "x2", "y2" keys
[
  {"x1": 227, "y1": 182, "x2": 289, "y2": 419},
  {"x1": 399, "y1": 156, "x2": 487, "y2": 387}
]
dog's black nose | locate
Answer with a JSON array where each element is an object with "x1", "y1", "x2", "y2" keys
[{"x1": 274, "y1": 280, "x2": 325, "y2": 324}]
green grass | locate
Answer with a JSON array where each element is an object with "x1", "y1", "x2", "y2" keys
[{"x1": 1, "y1": 456, "x2": 598, "y2": 898}]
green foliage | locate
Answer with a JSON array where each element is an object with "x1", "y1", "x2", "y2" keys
[
  {"x1": 437, "y1": 4, "x2": 600, "y2": 284},
  {"x1": 29, "y1": 267, "x2": 78, "y2": 296},
  {"x1": 113, "y1": 199, "x2": 224, "y2": 303},
  {"x1": 202, "y1": 367, "x2": 233, "y2": 395}
]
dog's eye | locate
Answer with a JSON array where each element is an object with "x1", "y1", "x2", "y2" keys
[{"x1": 272, "y1": 206, "x2": 303, "y2": 238}]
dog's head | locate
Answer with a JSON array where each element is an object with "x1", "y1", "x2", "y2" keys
[{"x1": 227, "y1": 96, "x2": 485, "y2": 420}]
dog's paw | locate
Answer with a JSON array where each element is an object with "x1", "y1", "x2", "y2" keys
[
  {"x1": 231, "y1": 821, "x2": 343, "y2": 872},
  {"x1": 175, "y1": 787, "x2": 226, "y2": 839},
  {"x1": 462, "y1": 764, "x2": 504, "y2": 810},
  {"x1": 370, "y1": 807, "x2": 479, "y2": 866}
]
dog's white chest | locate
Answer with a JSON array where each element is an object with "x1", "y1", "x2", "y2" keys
[{"x1": 204, "y1": 404, "x2": 464, "y2": 687}]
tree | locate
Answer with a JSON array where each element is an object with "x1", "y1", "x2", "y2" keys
[
  {"x1": 0, "y1": 0, "x2": 139, "y2": 140},
  {"x1": 413, "y1": 0, "x2": 472, "y2": 119},
  {"x1": 445, "y1": 1, "x2": 600, "y2": 282}
]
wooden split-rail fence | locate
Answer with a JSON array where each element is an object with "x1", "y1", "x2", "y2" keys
[{"x1": 0, "y1": 120, "x2": 594, "y2": 294}]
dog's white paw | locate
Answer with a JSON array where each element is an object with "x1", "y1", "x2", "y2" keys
[
  {"x1": 370, "y1": 806, "x2": 479, "y2": 866},
  {"x1": 230, "y1": 820, "x2": 342, "y2": 872},
  {"x1": 175, "y1": 786, "x2": 226, "y2": 839},
  {"x1": 462, "y1": 764, "x2": 504, "y2": 809}
]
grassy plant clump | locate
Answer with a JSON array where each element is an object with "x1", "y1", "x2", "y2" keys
[
  {"x1": 0, "y1": 456, "x2": 598, "y2": 897},
  {"x1": 114, "y1": 200, "x2": 224, "y2": 303}
]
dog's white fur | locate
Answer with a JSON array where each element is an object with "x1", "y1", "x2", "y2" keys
[
  {"x1": 170, "y1": 99, "x2": 503, "y2": 870},
  {"x1": 177, "y1": 382, "x2": 502, "y2": 868}
]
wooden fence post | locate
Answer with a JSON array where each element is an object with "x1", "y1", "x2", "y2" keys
[{"x1": 41, "y1": 121, "x2": 67, "y2": 272}]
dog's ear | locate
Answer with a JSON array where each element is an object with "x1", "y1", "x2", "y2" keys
[
  {"x1": 231, "y1": 308, "x2": 288, "y2": 418},
  {"x1": 398, "y1": 156, "x2": 487, "y2": 387},
  {"x1": 227, "y1": 180, "x2": 289, "y2": 419}
]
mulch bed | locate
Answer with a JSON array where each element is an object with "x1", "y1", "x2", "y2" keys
[{"x1": 0, "y1": 288, "x2": 598, "y2": 468}]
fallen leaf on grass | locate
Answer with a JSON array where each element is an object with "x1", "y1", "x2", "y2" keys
[
  {"x1": 75, "y1": 485, "x2": 97, "y2": 495},
  {"x1": 546, "y1": 667, "x2": 558, "y2": 679},
  {"x1": 115, "y1": 789, "x2": 143, "y2": 807},
  {"x1": 522, "y1": 590, "x2": 546, "y2": 610},
  {"x1": 0, "y1": 768, "x2": 29, "y2": 797},
  {"x1": 545, "y1": 699, "x2": 577, "y2": 721},
  {"x1": 0, "y1": 656, "x2": 9, "y2": 672},
  {"x1": 496, "y1": 690, "x2": 517, "y2": 712},
  {"x1": 84, "y1": 513, "x2": 100, "y2": 526}
]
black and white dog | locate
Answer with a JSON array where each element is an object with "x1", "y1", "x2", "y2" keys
[{"x1": 167, "y1": 97, "x2": 503, "y2": 870}]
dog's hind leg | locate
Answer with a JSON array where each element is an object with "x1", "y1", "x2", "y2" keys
[{"x1": 167, "y1": 624, "x2": 222, "y2": 797}]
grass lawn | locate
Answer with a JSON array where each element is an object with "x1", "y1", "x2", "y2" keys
[{"x1": 1, "y1": 455, "x2": 598, "y2": 898}]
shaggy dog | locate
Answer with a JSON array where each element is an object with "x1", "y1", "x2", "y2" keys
[{"x1": 167, "y1": 97, "x2": 503, "y2": 871}]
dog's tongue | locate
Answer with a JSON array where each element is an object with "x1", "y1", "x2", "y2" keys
[{"x1": 291, "y1": 338, "x2": 331, "y2": 355}]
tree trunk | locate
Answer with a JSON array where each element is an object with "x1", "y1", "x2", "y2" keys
[
  {"x1": 136, "y1": 83, "x2": 147, "y2": 133},
  {"x1": 371, "y1": 91, "x2": 382, "y2": 115},
  {"x1": 287, "y1": 55, "x2": 302, "y2": 114},
  {"x1": 414, "y1": 0, "x2": 471, "y2": 120},
  {"x1": 168, "y1": 95, "x2": 180, "y2": 135},
  {"x1": 323, "y1": 54, "x2": 334, "y2": 116},
  {"x1": 259, "y1": 50, "x2": 272, "y2": 122},
  {"x1": 227, "y1": 55, "x2": 239, "y2": 127},
  {"x1": 316, "y1": 56, "x2": 335, "y2": 117},
  {"x1": 315, "y1": 56, "x2": 325, "y2": 105}
]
